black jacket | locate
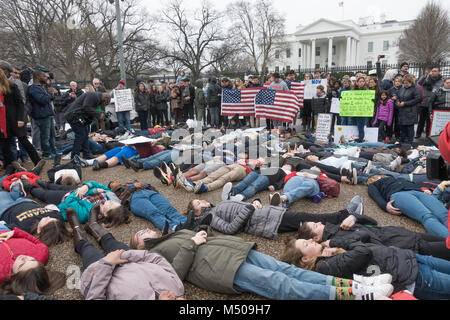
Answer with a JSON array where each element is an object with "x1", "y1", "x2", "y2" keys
[
  {"x1": 134, "y1": 89, "x2": 150, "y2": 111},
  {"x1": 396, "y1": 85, "x2": 422, "y2": 126},
  {"x1": 207, "y1": 83, "x2": 222, "y2": 107},
  {"x1": 154, "y1": 91, "x2": 168, "y2": 111},
  {"x1": 1, "y1": 81, "x2": 27, "y2": 138},
  {"x1": 418, "y1": 75, "x2": 443, "y2": 109},
  {"x1": 430, "y1": 87, "x2": 450, "y2": 111},
  {"x1": 63, "y1": 87, "x2": 84, "y2": 109},
  {"x1": 368, "y1": 176, "x2": 423, "y2": 211},
  {"x1": 47, "y1": 161, "x2": 82, "y2": 183},
  {"x1": 64, "y1": 92, "x2": 102, "y2": 125},
  {"x1": 315, "y1": 238, "x2": 418, "y2": 293}
]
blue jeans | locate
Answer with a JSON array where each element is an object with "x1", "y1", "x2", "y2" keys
[
  {"x1": 141, "y1": 150, "x2": 180, "y2": 170},
  {"x1": 0, "y1": 191, "x2": 35, "y2": 219},
  {"x1": 400, "y1": 125, "x2": 415, "y2": 143},
  {"x1": 130, "y1": 190, "x2": 186, "y2": 231},
  {"x1": 231, "y1": 171, "x2": 270, "y2": 200},
  {"x1": 282, "y1": 176, "x2": 320, "y2": 207},
  {"x1": 0, "y1": 223, "x2": 10, "y2": 231},
  {"x1": 70, "y1": 121, "x2": 90, "y2": 157},
  {"x1": 57, "y1": 138, "x2": 103, "y2": 155},
  {"x1": 348, "y1": 142, "x2": 395, "y2": 148},
  {"x1": 391, "y1": 190, "x2": 449, "y2": 237},
  {"x1": 117, "y1": 111, "x2": 131, "y2": 131},
  {"x1": 353, "y1": 117, "x2": 368, "y2": 142},
  {"x1": 233, "y1": 250, "x2": 335, "y2": 300},
  {"x1": 414, "y1": 254, "x2": 450, "y2": 300},
  {"x1": 34, "y1": 117, "x2": 56, "y2": 157}
]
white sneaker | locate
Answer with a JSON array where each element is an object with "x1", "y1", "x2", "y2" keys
[
  {"x1": 297, "y1": 145, "x2": 305, "y2": 154},
  {"x1": 352, "y1": 282, "x2": 394, "y2": 300},
  {"x1": 353, "y1": 274, "x2": 393, "y2": 286},
  {"x1": 363, "y1": 161, "x2": 373, "y2": 174},
  {"x1": 221, "y1": 182, "x2": 233, "y2": 201},
  {"x1": 230, "y1": 194, "x2": 245, "y2": 202},
  {"x1": 10, "y1": 180, "x2": 26, "y2": 197},
  {"x1": 176, "y1": 173, "x2": 194, "y2": 192}
]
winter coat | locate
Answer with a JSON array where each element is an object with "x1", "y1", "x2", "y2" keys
[
  {"x1": 418, "y1": 75, "x2": 443, "y2": 109},
  {"x1": 47, "y1": 161, "x2": 82, "y2": 184},
  {"x1": 1, "y1": 81, "x2": 27, "y2": 137},
  {"x1": 64, "y1": 92, "x2": 102, "y2": 125},
  {"x1": 396, "y1": 85, "x2": 422, "y2": 126},
  {"x1": 154, "y1": 92, "x2": 168, "y2": 111},
  {"x1": 144, "y1": 229, "x2": 256, "y2": 294},
  {"x1": 134, "y1": 89, "x2": 150, "y2": 112},
  {"x1": 315, "y1": 238, "x2": 418, "y2": 293},
  {"x1": 0, "y1": 228, "x2": 49, "y2": 283},
  {"x1": 206, "y1": 82, "x2": 222, "y2": 107},
  {"x1": 170, "y1": 88, "x2": 182, "y2": 110},
  {"x1": 27, "y1": 84, "x2": 55, "y2": 119},
  {"x1": 194, "y1": 81, "x2": 206, "y2": 110},
  {"x1": 80, "y1": 250, "x2": 184, "y2": 300},
  {"x1": 197, "y1": 201, "x2": 286, "y2": 240},
  {"x1": 63, "y1": 87, "x2": 84, "y2": 109},
  {"x1": 2, "y1": 172, "x2": 41, "y2": 191},
  {"x1": 311, "y1": 93, "x2": 330, "y2": 115},
  {"x1": 373, "y1": 99, "x2": 394, "y2": 126},
  {"x1": 368, "y1": 176, "x2": 423, "y2": 211},
  {"x1": 430, "y1": 87, "x2": 450, "y2": 111}
]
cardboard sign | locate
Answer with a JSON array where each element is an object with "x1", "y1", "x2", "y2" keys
[
  {"x1": 114, "y1": 89, "x2": 134, "y2": 112},
  {"x1": 303, "y1": 79, "x2": 328, "y2": 99},
  {"x1": 430, "y1": 110, "x2": 450, "y2": 136},
  {"x1": 339, "y1": 90, "x2": 375, "y2": 117},
  {"x1": 334, "y1": 125, "x2": 379, "y2": 143},
  {"x1": 315, "y1": 113, "x2": 333, "y2": 144},
  {"x1": 330, "y1": 98, "x2": 340, "y2": 114}
]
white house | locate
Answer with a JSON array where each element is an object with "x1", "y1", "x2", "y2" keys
[{"x1": 270, "y1": 16, "x2": 414, "y2": 72}]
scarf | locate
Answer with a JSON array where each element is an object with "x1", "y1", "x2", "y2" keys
[{"x1": 0, "y1": 93, "x2": 7, "y2": 138}]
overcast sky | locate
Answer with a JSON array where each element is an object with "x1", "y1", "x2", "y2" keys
[{"x1": 141, "y1": 0, "x2": 450, "y2": 34}]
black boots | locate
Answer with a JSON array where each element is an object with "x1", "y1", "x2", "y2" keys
[
  {"x1": 66, "y1": 208, "x2": 88, "y2": 250},
  {"x1": 84, "y1": 203, "x2": 110, "y2": 242},
  {"x1": 31, "y1": 159, "x2": 46, "y2": 176}
]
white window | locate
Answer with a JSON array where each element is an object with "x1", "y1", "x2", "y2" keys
[
  {"x1": 286, "y1": 49, "x2": 291, "y2": 58},
  {"x1": 275, "y1": 66, "x2": 279, "y2": 72},
  {"x1": 332, "y1": 45, "x2": 336, "y2": 56},
  {"x1": 383, "y1": 41, "x2": 389, "y2": 51},
  {"x1": 316, "y1": 47, "x2": 321, "y2": 56},
  {"x1": 368, "y1": 42, "x2": 374, "y2": 53},
  {"x1": 275, "y1": 50, "x2": 280, "y2": 59},
  {"x1": 298, "y1": 48, "x2": 302, "y2": 57}
]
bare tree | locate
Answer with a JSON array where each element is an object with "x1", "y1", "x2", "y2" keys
[
  {"x1": 160, "y1": 0, "x2": 232, "y2": 81},
  {"x1": 227, "y1": 0, "x2": 287, "y2": 75},
  {"x1": 399, "y1": 0, "x2": 450, "y2": 65}
]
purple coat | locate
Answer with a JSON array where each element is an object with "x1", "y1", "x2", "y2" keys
[{"x1": 373, "y1": 99, "x2": 394, "y2": 127}]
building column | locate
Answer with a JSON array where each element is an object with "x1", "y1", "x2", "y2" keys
[
  {"x1": 300, "y1": 43, "x2": 305, "y2": 70},
  {"x1": 328, "y1": 37, "x2": 333, "y2": 69},
  {"x1": 354, "y1": 39, "x2": 359, "y2": 66},
  {"x1": 311, "y1": 39, "x2": 316, "y2": 69},
  {"x1": 346, "y1": 36, "x2": 352, "y2": 66}
]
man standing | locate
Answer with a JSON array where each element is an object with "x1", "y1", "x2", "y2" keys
[
  {"x1": 206, "y1": 78, "x2": 222, "y2": 129},
  {"x1": 181, "y1": 78, "x2": 195, "y2": 122},
  {"x1": 268, "y1": 72, "x2": 290, "y2": 129},
  {"x1": 92, "y1": 78, "x2": 106, "y2": 92},
  {"x1": 28, "y1": 70, "x2": 57, "y2": 159},
  {"x1": 396, "y1": 62, "x2": 409, "y2": 79},
  {"x1": 220, "y1": 78, "x2": 232, "y2": 128}
]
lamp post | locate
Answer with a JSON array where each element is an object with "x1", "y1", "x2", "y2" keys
[{"x1": 108, "y1": 0, "x2": 126, "y2": 86}]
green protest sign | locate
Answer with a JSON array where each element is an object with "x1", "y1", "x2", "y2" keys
[{"x1": 339, "y1": 90, "x2": 375, "y2": 117}]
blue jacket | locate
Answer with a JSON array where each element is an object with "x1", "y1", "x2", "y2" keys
[{"x1": 28, "y1": 84, "x2": 55, "y2": 119}]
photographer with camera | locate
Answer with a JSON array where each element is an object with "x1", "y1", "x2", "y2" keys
[{"x1": 376, "y1": 55, "x2": 397, "y2": 91}]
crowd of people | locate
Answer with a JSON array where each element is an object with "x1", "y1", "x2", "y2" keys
[{"x1": 0, "y1": 57, "x2": 449, "y2": 301}]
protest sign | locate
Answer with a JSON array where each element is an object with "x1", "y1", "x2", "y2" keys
[
  {"x1": 119, "y1": 136, "x2": 156, "y2": 145},
  {"x1": 303, "y1": 79, "x2": 328, "y2": 99},
  {"x1": 339, "y1": 90, "x2": 375, "y2": 117},
  {"x1": 334, "y1": 125, "x2": 379, "y2": 143},
  {"x1": 315, "y1": 113, "x2": 333, "y2": 144},
  {"x1": 114, "y1": 89, "x2": 134, "y2": 112},
  {"x1": 430, "y1": 110, "x2": 450, "y2": 136},
  {"x1": 330, "y1": 98, "x2": 340, "y2": 114}
]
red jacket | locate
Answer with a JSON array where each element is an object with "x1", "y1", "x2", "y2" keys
[
  {"x1": 0, "y1": 228, "x2": 49, "y2": 283},
  {"x1": 2, "y1": 172, "x2": 41, "y2": 191}
]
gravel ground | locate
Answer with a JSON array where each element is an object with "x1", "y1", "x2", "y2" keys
[{"x1": 14, "y1": 159, "x2": 426, "y2": 300}]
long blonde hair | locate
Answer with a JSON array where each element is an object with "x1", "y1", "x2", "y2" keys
[{"x1": 0, "y1": 69, "x2": 11, "y2": 95}]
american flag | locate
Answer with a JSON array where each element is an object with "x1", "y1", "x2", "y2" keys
[
  {"x1": 254, "y1": 89, "x2": 301, "y2": 124},
  {"x1": 221, "y1": 87, "x2": 262, "y2": 116},
  {"x1": 263, "y1": 82, "x2": 271, "y2": 88},
  {"x1": 289, "y1": 82, "x2": 305, "y2": 108}
]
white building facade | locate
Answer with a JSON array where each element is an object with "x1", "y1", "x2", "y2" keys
[{"x1": 270, "y1": 17, "x2": 413, "y2": 72}]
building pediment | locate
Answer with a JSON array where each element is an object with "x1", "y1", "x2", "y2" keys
[{"x1": 295, "y1": 18, "x2": 356, "y2": 36}]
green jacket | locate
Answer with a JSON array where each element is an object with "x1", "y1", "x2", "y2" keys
[
  {"x1": 57, "y1": 181, "x2": 111, "y2": 223},
  {"x1": 144, "y1": 229, "x2": 256, "y2": 294},
  {"x1": 194, "y1": 85, "x2": 206, "y2": 109}
]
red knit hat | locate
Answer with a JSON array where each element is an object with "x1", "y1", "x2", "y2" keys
[{"x1": 439, "y1": 122, "x2": 450, "y2": 163}]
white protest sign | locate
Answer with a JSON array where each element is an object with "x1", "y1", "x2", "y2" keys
[
  {"x1": 303, "y1": 79, "x2": 328, "y2": 99},
  {"x1": 430, "y1": 110, "x2": 450, "y2": 136},
  {"x1": 315, "y1": 113, "x2": 333, "y2": 144},
  {"x1": 114, "y1": 89, "x2": 134, "y2": 112},
  {"x1": 334, "y1": 125, "x2": 379, "y2": 143},
  {"x1": 119, "y1": 136, "x2": 156, "y2": 145},
  {"x1": 330, "y1": 98, "x2": 340, "y2": 114}
]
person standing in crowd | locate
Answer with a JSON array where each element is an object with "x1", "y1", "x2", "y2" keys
[
  {"x1": 161, "y1": 81, "x2": 172, "y2": 123},
  {"x1": 134, "y1": 82, "x2": 150, "y2": 131},
  {"x1": 396, "y1": 74, "x2": 422, "y2": 144},
  {"x1": 417, "y1": 67, "x2": 443, "y2": 139},
  {"x1": 147, "y1": 80, "x2": 157, "y2": 127},
  {"x1": 155, "y1": 85, "x2": 169, "y2": 126},
  {"x1": 65, "y1": 92, "x2": 110, "y2": 160},
  {"x1": 194, "y1": 80, "x2": 206, "y2": 127},
  {"x1": 111, "y1": 80, "x2": 132, "y2": 131},
  {"x1": 28, "y1": 70, "x2": 57, "y2": 160},
  {"x1": 351, "y1": 77, "x2": 370, "y2": 143},
  {"x1": 176, "y1": 70, "x2": 187, "y2": 86},
  {"x1": 181, "y1": 78, "x2": 195, "y2": 122},
  {"x1": 388, "y1": 76, "x2": 404, "y2": 141},
  {"x1": 92, "y1": 78, "x2": 106, "y2": 93},
  {"x1": 269, "y1": 72, "x2": 290, "y2": 130},
  {"x1": 248, "y1": 76, "x2": 262, "y2": 128},
  {"x1": 373, "y1": 91, "x2": 394, "y2": 143},
  {"x1": 170, "y1": 84, "x2": 182, "y2": 125},
  {"x1": 207, "y1": 78, "x2": 221, "y2": 129},
  {"x1": 430, "y1": 77, "x2": 450, "y2": 112},
  {"x1": 339, "y1": 78, "x2": 352, "y2": 125},
  {"x1": 219, "y1": 78, "x2": 232, "y2": 128},
  {"x1": 396, "y1": 62, "x2": 409, "y2": 79},
  {"x1": 301, "y1": 73, "x2": 313, "y2": 132},
  {"x1": 311, "y1": 85, "x2": 330, "y2": 133},
  {"x1": 59, "y1": 81, "x2": 83, "y2": 135}
]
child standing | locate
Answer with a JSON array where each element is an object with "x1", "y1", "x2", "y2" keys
[{"x1": 373, "y1": 91, "x2": 394, "y2": 143}]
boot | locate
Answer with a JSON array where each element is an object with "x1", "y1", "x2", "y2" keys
[
  {"x1": 31, "y1": 159, "x2": 46, "y2": 175},
  {"x1": 66, "y1": 208, "x2": 88, "y2": 250},
  {"x1": 84, "y1": 204, "x2": 110, "y2": 242},
  {"x1": 53, "y1": 153, "x2": 62, "y2": 167},
  {"x1": 11, "y1": 161, "x2": 27, "y2": 173}
]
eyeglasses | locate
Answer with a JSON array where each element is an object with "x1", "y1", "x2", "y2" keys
[{"x1": 11, "y1": 71, "x2": 20, "y2": 75}]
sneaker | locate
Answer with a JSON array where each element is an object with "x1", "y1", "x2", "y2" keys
[
  {"x1": 10, "y1": 180, "x2": 26, "y2": 197},
  {"x1": 177, "y1": 173, "x2": 195, "y2": 192},
  {"x1": 297, "y1": 145, "x2": 305, "y2": 153},
  {"x1": 221, "y1": 182, "x2": 233, "y2": 201},
  {"x1": 121, "y1": 156, "x2": 130, "y2": 169},
  {"x1": 194, "y1": 182, "x2": 207, "y2": 194},
  {"x1": 153, "y1": 167, "x2": 171, "y2": 185},
  {"x1": 354, "y1": 274, "x2": 393, "y2": 287},
  {"x1": 169, "y1": 163, "x2": 179, "y2": 176},
  {"x1": 346, "y1": 196, "x2": 363, "y2": 215},
  {"x1": 73, "y1": 155, "x2": 88, "y2": 168},
  {"x1": 363, "y1": 161, "x2": 373, "y2": 174},
  {"x1": 160, "y1": 161, "x2": 172, "y2": 176},
  {"x1": 92, "y1": 160, "x2": 101, "y2": 171},
  {"x1": 312, "y1": 192, "x2": 325, "y2": 204},
  {"x1": 230, "y1": 194, "x2": 245, "y2": 202},
  {"x1": 53, "y1": 153, "x2": 62, "y2": 167},
  {"x1": 351, "y1": 167, "x2": 358, "y2": 185},
  {"x1": 269, "y1": 192, "x2": 281, "y2": 206},
  {"x1": 352, "y1": 282, "x2": 394, "y2": 300}
]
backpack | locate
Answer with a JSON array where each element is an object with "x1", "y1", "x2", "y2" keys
[{"x1": 316, "y1": 177, "x2": 340, "y2": 198}]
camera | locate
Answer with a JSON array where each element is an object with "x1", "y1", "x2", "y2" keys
[{"x1": 379, "y1": 55, "x2": 385, "y2": 59}]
